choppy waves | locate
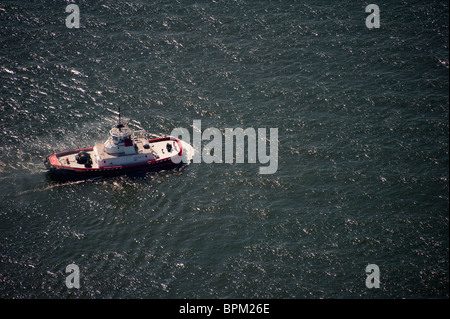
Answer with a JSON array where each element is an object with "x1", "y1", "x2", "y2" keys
[{"x1": 1, "y1": 0, "x2": 448, "y2": 298}]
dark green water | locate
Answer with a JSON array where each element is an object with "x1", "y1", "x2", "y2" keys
[{"x1": 1, "y1": 0, "x2": 448, "y2": 298}]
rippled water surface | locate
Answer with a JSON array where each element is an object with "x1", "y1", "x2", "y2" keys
[{"x1": 1, "y1": 1, "x2": 448, "y2": 298}]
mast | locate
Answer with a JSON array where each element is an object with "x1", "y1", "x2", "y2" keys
[{"x1": 117, "y1": 106, "x2": 124, "y2": 129}]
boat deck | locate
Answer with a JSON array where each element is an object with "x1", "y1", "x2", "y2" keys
[{"x1": 54, "y1": 138, "x2": 181, "y2": 169}]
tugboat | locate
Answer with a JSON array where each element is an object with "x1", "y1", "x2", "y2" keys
[{"x1": 44, "y1": 109, "x2": 193, "y2": 181}]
